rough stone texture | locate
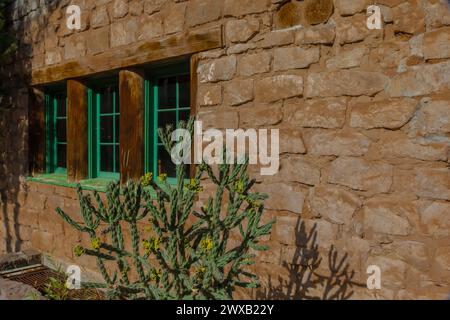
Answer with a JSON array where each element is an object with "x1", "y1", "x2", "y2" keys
[
  {"x1": 305, "y1": 70, "x2": 389, "y2": 97},
  {"x1": 284, "y1": 98, "x2": 347, "y2": 129},
  {"x1": 1, "y1": 0, "x2": 450, "y2": 301},
  {"x1": 255, "y1": 75, "x2": 303, "y2": 102},
  {"x1": 328, "y1": 157, "x2": 394, "y2": 193},
  {"x1": 350, "y1": 98, "x2": 418, "y2": 129}
]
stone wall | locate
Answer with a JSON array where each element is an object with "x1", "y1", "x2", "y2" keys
[{"x1": 0, "y1": 0, "x2": 449, "y2": 299}]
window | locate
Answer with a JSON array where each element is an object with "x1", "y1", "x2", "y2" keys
[
  {"x1": 89, "y1": 82, "x2": 120, "y2": 179},
  {"x1": 145, "y1": 63, "x2": 191, "y2": 180},
  {"x1": 45, "y1": 91, "x2": 67, "y2": 174}
]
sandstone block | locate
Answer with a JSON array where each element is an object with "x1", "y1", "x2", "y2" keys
[
  {"x1": 238, "y1": 51, "x2": 271, "y2": 77},
  {"x1": 296, "y1": 23, "x2": 335, "y2": 45},
  {"x1": 350, "y1": 98, "x2": 417, "y2": 129},
  {"x1": 187, "y1": 0, "x2": 222, "y2": 27},
  {"x1": 328, "y1": 157, "x2": 393, "y2": 193},
  {"x1": 414, "y1": 167, "x2": 450, "y2": 201},
  {"x1": 393, "y1": 0, "x2": 425, "y2": 35},
  {"x1": 254, "y1": 183, "x2": 308, "y2": 214},
  {"x1": 198, "y1": 55, "x2": 237, "y2": 83},
  {"x1": 363, "y1": 199, "x2": 413, "y2": 236},
  {"x1": 239, "y1": 103, "x2": 283, "y2": 127},
  {"x1": 255, "y1": 75, "x2": 303, "y2": 102},
  {"x1": 273, "y1": 46, "x2": 320, "y2": 71},
  {"x1": 226, "y1": 18, "x2": 259, "y2": 43},
  {"x1": 223, "y1": 79, "x2": 254, "y2": 106},
  {"x1": 305, "y1": 130, "x2": 371, "y2": 156},
  {"x1": 335, "y1": 0, "x2": 368, "y2": 16},
  {"x1": 87, "y1": 26, "x2": 110, "y2": 55},
  {"x1": 311, "y1": 185, "x2": 361, "y2": 225},
  {"x1": 284, "y1": 97, "x2": 347, "y2": 129},
  {"x1": 423, "y1": 27, "x2": 450, "y2": 60},
  {"x1": 411, "y1": 99, "x2": 450, "y2": 136},
  {"x1": 91, "y1": 6, "x2": 110, "y2": 29},
  {"x1": 279, "y1": 128, "x2": 306, "y2": 154},
  {"x1": 223, "y1": 0, "x2": 269, "y2": 17},
  {"x1": 306, "y1": 70, "x2": 388, "y2": 98},
  {"x1": 326, "y1": 44, "x2": 368, "y2": 69},
  {"x1": 387, "y1": 61, "x2": 450, "y2": 97},
  {"x1": 419, "y1": 201, "x2": 450, "y2": 238}
]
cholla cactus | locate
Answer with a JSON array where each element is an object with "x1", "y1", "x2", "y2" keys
[{"x1": 55, "y1": 118, "x2": 274, "y2": 300}]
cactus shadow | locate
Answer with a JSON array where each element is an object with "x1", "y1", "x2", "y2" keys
[{"x1": 255, "y1": 217, "x2": 359, "y2": 300}]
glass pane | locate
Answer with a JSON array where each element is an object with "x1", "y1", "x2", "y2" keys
[
  {"x1": 179, "y1": 110, "x2": 190, "y2": 125},
  {"x1": 115, "y1": 144, "x2": 120, "y2": 173},
  {"x1": 100, "y1": 115, "x2": 114, "y2": 142},
  {"x1": 56, "y1": 119, "x2": 67, "y2": 142},
  {"x1": 115, "y1": 91, "x2": 120, "y2": 113},
  {"x1": 158, "y1": 77, "x2": 177, "y2": 109},
  {"x1": 100, "y1": 145, "x2": 114, "y2": 173},
  {"x1": 157, "y1": 145, "x2": 176, "y2": 178},
  {"x1": 56, "y1": 95, "x2": 67, "y2": 117},
  {"x1": 99, "y1": 86, "x2": 115, "y2": 114},
  {"x1": 115, "y1": 115, "x2": 120, "y2": 143},
  {"x1": 57, "y1": 144, "x2": 66, "y2": 168},
  {"x1": 158, "y1": 111, "x2": 176, "y2": 131},
  {"x1": 178, "y1": 75, "x2": 190, "y2": 108}
]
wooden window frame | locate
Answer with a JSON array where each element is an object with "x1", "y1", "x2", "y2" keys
[
  {"x1": 87, "y1": 80, "x2": 120, "y2": 180},
  {"x1": 45, "y1": 91, "x2": 67, "y2": 175},
  {"x1": 144, "y1": 61, "x2": 193, "y2": 184}
]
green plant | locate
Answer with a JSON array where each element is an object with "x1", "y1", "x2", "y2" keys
[
  {"x1": 43, "y1": 275, "x2": 71, "y2": 300},
  {"x1": 41, "y1": 257, "x2": 71, "y2": 300},
  {"x1": 55, "y1": 118, "x2": 274, "y2": 300}
]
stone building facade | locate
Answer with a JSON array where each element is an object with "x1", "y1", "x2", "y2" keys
[{"x1": 0, "y1": 0, "x2": 449, "y2": 299}]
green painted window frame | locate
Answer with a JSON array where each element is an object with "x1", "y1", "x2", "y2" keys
[
  {"x1": 144, "y1": 62, "x2": 190, "y2": 184},
  {"x1": 45, "y1": 91, "x2": 67, "y2": 175},
  {"x1": 87, "y1": 80, "x2": 120, "y2": 180}
]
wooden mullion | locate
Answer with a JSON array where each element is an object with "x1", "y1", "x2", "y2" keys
[
  {"x1": 119, "y1": 69, "x2": 145, "y2": 183},
  {"x1": 67, "y1": 79, "x2": 89, "y2": 182}
]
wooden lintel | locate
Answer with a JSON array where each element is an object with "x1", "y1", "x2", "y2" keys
[{"x1": 32, "y1": 26, "x2": 223, "y2": 86}]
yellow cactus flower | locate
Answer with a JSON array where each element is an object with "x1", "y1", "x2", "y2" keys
[
  {"x1": 91, "y1": 237, "x2": 101, "y2": 250},
  {"x1": 141, "y1": 172, "x2": 153, "y2": 187},
  {"x1": 158, "y1": 173, "x2": 168, "y2": 183},
  {"x1": 200, "y1": 237, "x2": 213, "y2": 252},
  {"x1": 150, "y1": 268, "x2": 162, "y2": 281},
  {"x1": 74, "y1": 245, "x2": 85, "y2": 257}
]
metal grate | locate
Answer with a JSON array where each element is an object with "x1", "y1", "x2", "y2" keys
[{"x1": 1, "y1": 264, "x2": 104, "y2": 300}]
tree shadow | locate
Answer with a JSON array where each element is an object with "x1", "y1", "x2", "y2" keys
[
  {"x1": 256, "y1": 217, "x2": 362, "y2": 300},
  {"x1": 0, "y1": 0, "x2": 63, "y2": 254}
]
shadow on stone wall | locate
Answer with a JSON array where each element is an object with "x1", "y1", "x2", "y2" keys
[
  {"x1": 256, "y1": 218, "x2": 363, "y2": 300},
  {"x1": 0, "y1": 0, "x2": 62, "y2": 254}
]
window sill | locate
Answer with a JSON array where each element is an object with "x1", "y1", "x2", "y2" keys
[{"x1": 26, "y1": 173, "x2": 118, "y2": 193}]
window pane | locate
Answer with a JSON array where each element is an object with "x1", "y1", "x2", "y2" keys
[
  {"x1": 57, "y1": 144, "x2": 66, "y2": 168},
  {"x1": 178, "y1": 75, "x2": 190, "y2": 108},
  {"x1": 158, "y1": 111, "x2": 176, "y2": 131},
  {"x1": 56, "y1": 119, "x2": 67, "y2": 142},
  {"x1": 115, "y1": 115, "x2": 120, "y2": 143},
  {"x1": 158, "y1": 77, "x2": 177, "y2": 109},
  {"x1": 56, "y1": 95, "x2": 67, "y2": 117},
  {"x1": 179, "y1": 110, "x2": 190, "y2": 124},
  {"x1": 157, "y1": 145, "x2": 176, "y2": 178},
  {"x1": 100, "y1": 145, "x2": 114, "y2": 173},
  {"x1": 100, "y1": 115, "x2": 114, "y2": 142},
  {"x1": 99, "y1": 86, "x2": 115, "y2": 114},
  {"x1": 115, "y1": 145, "x2": 120, "y2": 173}
]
